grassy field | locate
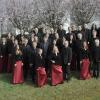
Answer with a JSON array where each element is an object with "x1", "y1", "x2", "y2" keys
[{"x1": 0, "y1": 72, "x2": 100, "y2": 100}]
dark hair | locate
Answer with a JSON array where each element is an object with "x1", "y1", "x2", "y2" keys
[{"x1": 91, "y1": 24, "x2": 98, "y2": 31}]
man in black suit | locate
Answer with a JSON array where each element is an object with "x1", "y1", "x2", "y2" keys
[
  {"x1": 22, "y1": 38, "x2": 31, "y2": 80},
  {"x1": 29, "y1": 41, "x2": 37, "y2": 82},
  {"x1": 92, "y1": 39, "x2": 100, "y2": 79},
  {"x1": 75, "y1": 33, "x2": 84, "y2": 71},
  {"x1": 61, "y1": 40, "x2": 72, "y2": 81},
  {"x1": 83, "y1": 24, "x2": 91, "y2": 42},
  {"x1": 39, "y1": 36, "x2": 50, "y2": 73}
]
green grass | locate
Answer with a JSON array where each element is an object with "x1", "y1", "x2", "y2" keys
[{"x1": 0, "y1": 73, "x2": 100, "y2": 100}]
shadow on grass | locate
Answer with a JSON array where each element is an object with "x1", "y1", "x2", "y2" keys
[
  {"x1": 71, "y1": 71, "x2": 80, "y2": 79},
  {"x1": 24, "y1": 71, "x2": 80, "y2": 87},
  {"x1": 0, "y1": 71, "x2": 80, "y2": 87},
  {"x1": 0, "y1": 73, "x2": 12, "y2": 84}
]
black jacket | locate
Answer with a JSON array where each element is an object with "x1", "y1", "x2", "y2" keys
[
  {"x1": 35, "y1": 54, "x2": 45, "y2": 68},
  {"x1": 0, "y1": 43, "x2": 7, "y2": 56},
  {"x1": 28, "y1": 47, "x2": 37, "y2": 65},
  {"x1": 80, "y1": 48, "x2": 90, "y2": 61},
  {"x1": 49, "y1": 53, "x2": 62, "y2": 65},
  {"x1": 22, "y1": 45, "x2": 31, "y2": 63},
  {"x1": 61, "y1": 47, "x2": 72, "y2": 65},
  {"x1": 92, "y1": 46, "x2": 100, "y2": 63}
]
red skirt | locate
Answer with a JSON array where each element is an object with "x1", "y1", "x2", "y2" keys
[
  {"x1": 12, "y1": 61, "x2": 24, "y2": 84},
  {"x1": 36, "y1": 67, "x2": 47, "y2": 87},
  {"x1": 51, "y1": 64, "x2": 63, "y2": 86},
  {"x1": 80, "y1": 59, "x2": 91, "y2": 80}
]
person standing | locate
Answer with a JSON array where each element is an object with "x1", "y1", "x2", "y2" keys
[
  {"x1": 75, "y1": 33, "x2": 84, "y2": 71},
  {"x1": 12, "y1": 45, "x2": 24, "y2": 84},
  {"x1": 61, "y1": 40, "x2": 72, "y2": 81},
  {"x1": 35, "y1": 48, "x2": 47, "y2": 87},
  {"x1": 49, "y1": 46, "x2": 63, "y2": 86},
  {"x1": 0, "y1": 38, "x2": 7, "y2": 73},
  {"x1": 7, "y1": 33, "x2": 14, "y2": 73},
  {"x1": 22, "y1": 38, "x2": 30, "y2": 80},
  {"x1": 92, "y1": 39, "x2": 100, "y2": 79},
  {"x1": 29, "y1": 41, "x2": 37, "y2": 82},
  {"x1": 80, "y1": 41, "x2": 91, "y2": 80}
]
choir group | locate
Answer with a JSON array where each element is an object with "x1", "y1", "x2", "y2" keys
[{"x1": 0, "y1": 24, "x2": 100, "y2": 87}]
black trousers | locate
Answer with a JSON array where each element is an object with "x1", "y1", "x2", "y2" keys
[
  {"x1": 93, "y1": 62, "x2": 100, "y2": 78},
  {"x1": 30, "y1": 65, "x2": 35, "y2": 82},
  {"x1": 76, "y1": 55, "x2": 80, "y2": 71},
  {"x1": 23, "y1": 62, "x2": 29, "y2": 80},
  {"x1": 62, "y1": 64, "x2": 71, "y2": 81}
]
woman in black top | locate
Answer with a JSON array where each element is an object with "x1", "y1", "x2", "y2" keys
[
  {"x1": 49, "y1": 46, "x2": 63, "y2": 86},
  {"x1": 80, "y1": 41, "x2": 91, "y2": 80},
  {"x1": 35, "y1": 48, "x2": 47, "y2": 87},
  {"x1": 35, "y1": 48, "x2": 45, "y2": 68},
  {"x1": 12, "y1": 44, "x2": 24, "y2": 84}
]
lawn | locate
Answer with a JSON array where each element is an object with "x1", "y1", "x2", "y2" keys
[{"x1": 0, "y1": 72, "x2": 100, "y2": 100}]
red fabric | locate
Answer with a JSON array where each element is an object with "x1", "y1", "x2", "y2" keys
[
  {"x1": 51, "y1": 64, "x2": 63, "y2": 86},
  {"x1": 80, "y1": 59, "x2": 91, "y2": 80},
  {"x1": 12, "y1": 61, "x2": 24, "y2": 84},
  {"x1": 36, "y1": 67, "x2": 47, "y2": 87}
]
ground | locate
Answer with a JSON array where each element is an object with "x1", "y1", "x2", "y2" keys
[{"x1": 0, "y1": 73, "x2": 100, "y2": 100}]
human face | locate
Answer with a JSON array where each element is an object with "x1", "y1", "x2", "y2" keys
[
  {"x1": 32, "y1": 42, "x2": 37, "y2": 48},
  {"x1": 92, "y1": 30, "x2": 97, "y2": 37},
  {"x1": 77, "y1": 33, "x2": 82, "y2": 40},
  {"x1": 95, "y1": 39, "x2": 100, "y2": 47},
  {"x1": 78, "y1": 26, "x2": 82, "y2": 31},
  {"x1": 38, "y1": 49, "x2": 43, "y2": 55},
  {"x1": 64, "y1": 41, "x2": 69, "y2": 48}
]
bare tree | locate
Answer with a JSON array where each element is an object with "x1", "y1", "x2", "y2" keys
[
  {"x1": 5, "y1": 0, "x2": 99, "y2": 32},
  {"x1": 34, "y1": 0, "x2": 69, "y2": 29},
  {"x1": 69, "y1": 0, "x2": 98, "y2": 25},
  {"x1": 5, "y1": 0, "x2": 69, "y2": 31},
  {"x1": 96, "y1": 0, "x2": 100, "y2": 19},
  {"x1": 6, "y1": 0, "x2": 40, "y2": 32}
]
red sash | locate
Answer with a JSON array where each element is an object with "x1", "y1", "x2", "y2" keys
[
  {"x1": 80, "y1": 59, "x2": 91, "y2": 80},
  {"x1": 36, "y1": 67, "x2": 47, "y2": 87},
  {"x1": 51, "y1": 64, "x2": 63, "y2": 86},
  {"x1": 12, "y1": 61, "x2": 24, "y2": 84}
]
